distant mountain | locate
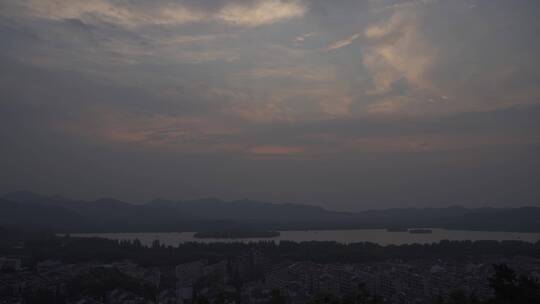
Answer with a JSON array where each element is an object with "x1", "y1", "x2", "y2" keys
[
  {"x1": 0, "y1": 191, "x2": 347, "y2": 232},
  {"x1": 1, "y1": 191, "x2": 540, "y2": 232},
  {"x1": 146, "y1": 198, "x2": 349, "y2": 221},
  {"x1": 0, "y1": 198, "x2": 86, "y2": 231}
]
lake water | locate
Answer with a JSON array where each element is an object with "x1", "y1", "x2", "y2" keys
[{"x1": 70, "y1": 229, "x2": 540, "y2": 246}]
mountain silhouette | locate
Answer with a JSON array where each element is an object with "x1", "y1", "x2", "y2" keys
[{"x1": 1, "y1": 191, "x2": 540, "y2": 233}]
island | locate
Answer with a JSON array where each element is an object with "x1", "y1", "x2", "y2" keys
[
  {"x1": 386, "y1": 228, "x2": 408, "y2": 232},
  {"x1": 193, "y1": 230, "x2": 280, "y2": 239}
]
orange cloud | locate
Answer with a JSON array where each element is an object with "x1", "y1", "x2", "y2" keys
[{"x1": 249, "y1": 146, "x2": 305, "y2": 155}]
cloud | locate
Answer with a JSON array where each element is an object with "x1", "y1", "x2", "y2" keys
[
  {"x1": 62, "y1": 108, "x2": 245, "y2": 154},
  {"x1": 23, "y1": 0, "x2": 202, "y2": 26},
  {"x1": 218, "y1": 0, "x2": 306, "y2": 26},
  {"x1": 293, "y1": 32, "x2": 317, "y2": 45},
  {"x1": 233, "y1": 65, "x2": 336, "y2": 82},
  {"x1": 324, "y1": 33, "x2": 360, "y2": 51},
  {"x1": 249, "y1": 145, "x2": 305, "y2": 156},
  {"x1": 362, "y1": 7, "x2": 435, "y2": 95},
  {"x1": 21, "y1": 0, "x2": 306, "y2": 27},
  {"x1": 2, "y1": 0, "x2": 540, "y2": 207}
]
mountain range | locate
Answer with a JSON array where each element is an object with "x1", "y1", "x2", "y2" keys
[{"x1": 1, "y1": 191, "x2": 540, "y2": 232}]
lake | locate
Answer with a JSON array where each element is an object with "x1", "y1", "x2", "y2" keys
[{"x1": 69, "y1": 229, "x2": 540, "y2": 246}]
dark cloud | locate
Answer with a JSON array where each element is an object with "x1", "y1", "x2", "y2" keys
[{"x1": 1, "y1": 0, "x2": 539, "y2": 209}]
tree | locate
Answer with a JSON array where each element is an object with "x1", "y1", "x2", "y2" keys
[
  {"x1": 270, "y1": 289, "x2": 286, "y2": 304},
  {"x1": 489, "y1": 264, "x2": 540, "y2": 304},
  {"x1": 446, "y1": 290, "x2": 480, "y2": 304}
]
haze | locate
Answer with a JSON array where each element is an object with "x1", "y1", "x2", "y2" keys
[{"x1": 1, "y1": 0, "x2": 539, "y2": 211}]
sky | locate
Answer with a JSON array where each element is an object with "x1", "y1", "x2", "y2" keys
[{"x1": 0, "y1": 0, "x2": 539, "y2": 211}]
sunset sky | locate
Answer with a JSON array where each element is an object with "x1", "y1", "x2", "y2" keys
[{"x1": 1, "y1": 0, "x2": 539, "y2": 210}]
